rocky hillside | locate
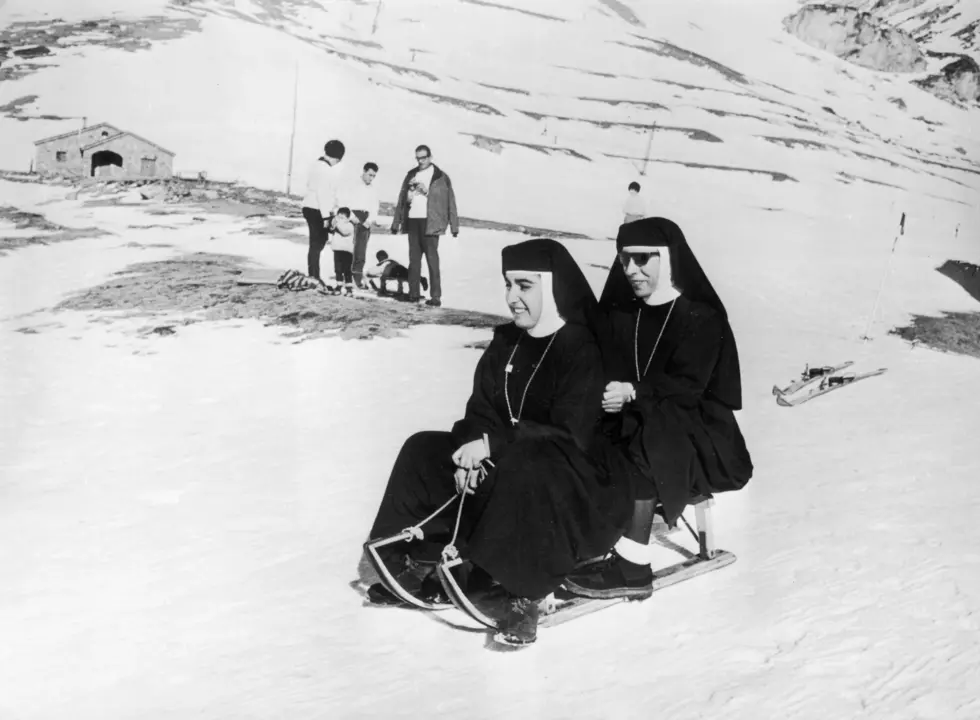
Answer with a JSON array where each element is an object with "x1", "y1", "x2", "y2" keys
[
  {"x1": 784, "y1": 5, "x2": 927, "y2": 72},
  {"x1": 790, "y1": 0, "x2": 980, "y2": 105}
]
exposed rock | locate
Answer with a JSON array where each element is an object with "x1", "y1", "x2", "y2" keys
[
  {"x1": 914, "y1": 55, "x2": 980, "y2": 105},
  {"x1": 784, "y1": 5, "x2": 927, "y2": 72}
]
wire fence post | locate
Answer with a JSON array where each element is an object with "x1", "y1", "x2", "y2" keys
[{"x1": 861, "y1": 212, "x2": 906, "y2": 342}]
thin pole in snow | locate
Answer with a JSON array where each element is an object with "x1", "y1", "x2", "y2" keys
[
  {"x1": 639, "y1": 122, "x2": 656, "y2": 177},
  {"x1": 285, "y1": 61, "x2": 299, "y2": 196},
  {"x1": 861, "y1": 211, "x2": 905, "y2": 343},
  {"x1": 372, "y1": 0, "x2": 383, "y2": 36}
]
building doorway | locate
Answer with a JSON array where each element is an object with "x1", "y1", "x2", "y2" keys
[
  {"x1": 140, "y1": 157, "x2": 157, "y2": 176},
  {"x1": 91, "y1": 150, "x2": 123, "y2": 177}
]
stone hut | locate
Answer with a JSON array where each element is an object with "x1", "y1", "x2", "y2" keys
[{"x1": 34, "y1": 123, "x2": 175, "y2": 178}]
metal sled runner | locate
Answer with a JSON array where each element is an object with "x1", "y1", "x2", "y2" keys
[{"x1": 435, "y1": 494, "x2": 736, "y2": 631}]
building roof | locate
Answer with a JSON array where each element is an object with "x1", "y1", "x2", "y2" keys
[
  {"x1": 34, "y1": 122, "x2": 121, "y2": 145},
  {"x1": 80, "y1": 131, "x2": 175, "y2": 157}
]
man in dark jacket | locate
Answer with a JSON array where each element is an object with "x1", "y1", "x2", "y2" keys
[{"x1": 390, "y1": 145, "x2": 459, "y2": 307}]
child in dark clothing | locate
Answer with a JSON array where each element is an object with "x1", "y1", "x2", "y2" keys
[{"x1": 366, "y1": 250, "x2": 428, "y2": 297}]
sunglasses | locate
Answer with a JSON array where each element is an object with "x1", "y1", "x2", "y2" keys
[
  {"x1": 415, "y1": 155, "x2": 430, "y2": 161},
  {"x1": 618, "y1": 250, "x2": 660, "y2": 268}
]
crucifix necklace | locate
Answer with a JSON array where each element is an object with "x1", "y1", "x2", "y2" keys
[
  {"x1": 504, "y1": 330, "x2": 559, "y2": 426},
  {"x1": 634, "y1": 298, "x2": 676, "y2": 382}
]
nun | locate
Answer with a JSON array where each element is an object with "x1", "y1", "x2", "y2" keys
[
  {"x1": 565, "y1": 217, "x2": 753, "y2": 600},
  {"x1": 366, "y1": 238, "x2": 632, "y2": 644}
]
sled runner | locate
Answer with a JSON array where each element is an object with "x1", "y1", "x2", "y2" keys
[
  {"x1": 435, "y1": 494, "x2": 735, "y2": 634},
  {"x1": 772, "y1": 361, "x2": 854, "y2": 397},
  {"x1": 776, "y1": 368, "x2": 888, "y2": 407}
]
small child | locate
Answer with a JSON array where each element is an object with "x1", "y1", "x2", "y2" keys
[
  {"x1": 623, "y1": 181, "x2": 646, "y2": 225},
  {"x1": 366, "y1": 250, "x2": 428, "y2": 297},
  {"x1": 329, "y1": 207, "x2": 356, "y2": 295}
]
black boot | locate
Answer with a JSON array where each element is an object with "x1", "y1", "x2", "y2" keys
[
  {"x1": 494, "y1": 594, "x2": 539, "y2": 646},
  {"x1": 366, "y1": 554, "x2": 447, "y2": 606},
  {"x1": 563, "y1": 553, "x2": 654, "y2": 600}
]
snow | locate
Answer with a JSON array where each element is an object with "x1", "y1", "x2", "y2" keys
[{"x1": 2, "y1": 0, "x2": 980, "y2": 717}]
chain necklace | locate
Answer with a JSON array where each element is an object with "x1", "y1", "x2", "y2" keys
[
  {"x1": 634, "y1": 298, "x2": 676, "y2": 383},
  {"x1": 504, "y1": 330, "x2": 559, "y2": 426}
]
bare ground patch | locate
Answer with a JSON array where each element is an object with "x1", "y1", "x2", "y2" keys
[
  {"x1": 618, "y1": 37, "x2": 748, "y2": 84},
  {"x1": 517, "y1": 111, "x2": 723, "y2": 142},
  {"x1": 890, "y1": 312, "x2": 980, "y2": 360},
  {"x1": 603, "y1": 153, "x2": 797, "y2": 182},
  {"x1": 393, "y1": 85, "x2": 504, "y2": 116},
  {"x1": 836, "y1": 172, "x2": 904, "y2": 190},
  {"x1": 459, "y1": 0, "x2": 566, "y2": 22},
  {"x1": 464, "y1": 133, "x2": 592, "y2": 163},
  {"x1": 578, "y1": 96, "x2": 668, "y2": 111},
  {"x1": 0, "y1": 206, "x2": 106, "y2": 254},
  {"x1": 50, "y1": 253, "x2": 508, "y2": 342},
  {"x1": 0, "y1": 16, "x2": 201, "y2": 84}
]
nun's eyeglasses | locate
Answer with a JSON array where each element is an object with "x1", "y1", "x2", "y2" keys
[{"x1": 618, "y1": 251, "x2": 659, "y2": 268}]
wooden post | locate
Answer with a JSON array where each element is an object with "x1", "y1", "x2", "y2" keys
[
  {"x1": 861, "y1": 212, "x2": 905, "y2": 342},
  {"x1": 371, "y1": 0, "x2": 383, "y2": 35},
  {"x1": 694, "y1": 498, "x2": 715, "y2": 560},
  {"x1": 639, "y1": 122, "x2": 656, "y2": 177},
  {"x1": 285, "y1": 61, "x2": 299, "y2": 196}
]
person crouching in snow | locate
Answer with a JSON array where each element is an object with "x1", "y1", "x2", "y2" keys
[
  {"x1": 365, "y1": 250, "x2": 429, "y2": 297},
  {"x1": 563, "y1": 217, "x2": 753, "y2": 600},
  {"x1": 364, "y1": 239, "x2": 633, "y2": 646},
  {"x1": 329, "y1": 207, "x2": 356, "y2": 295}
]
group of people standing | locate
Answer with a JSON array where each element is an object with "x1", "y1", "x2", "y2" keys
[
  {"x1": 301, "y1": 139, "x2": 459, "y2": 306},
  {"x1": 364, "y1": 217, "x2": 753, "y2": 647}
]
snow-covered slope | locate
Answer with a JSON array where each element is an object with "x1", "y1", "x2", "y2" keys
[{"x1": 1, "y1": 0, "x2": 977, "y2": 237}]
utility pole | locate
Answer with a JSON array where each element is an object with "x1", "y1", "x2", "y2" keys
[
  {"x1": 371, "y1": 0, "x2": 383, "y2": 36},
  {"x1": 285, "y1": 61, "x2": 299, "y2": 196},
  {"x1": 639, "y1": 122, "x2": 656, "y2": 177}
]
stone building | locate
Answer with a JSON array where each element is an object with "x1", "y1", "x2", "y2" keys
[{"x1": 34, "y1": 123, "x2": 175, "y2": 178}]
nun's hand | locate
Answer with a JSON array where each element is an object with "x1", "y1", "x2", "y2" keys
[
  {"x1": 454, "y1": 466, "x2": 483, "y2": 495},
  {"x1": 602, "y1": 381, "x2": 635, "y2": 413},
  {"x1": 452, "y1": 439, "x2": 489, "y2": 470}
]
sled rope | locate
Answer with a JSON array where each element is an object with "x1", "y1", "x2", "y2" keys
[
  {"x1": 441, "y1": 459, "x2": 495, "y2": 562},
  {"x1": 402, "y1": 494, "x2": 459, "y2": 542}
]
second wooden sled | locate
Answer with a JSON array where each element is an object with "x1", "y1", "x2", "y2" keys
[{"x1": 436, "y1": 494, "x2": 736, "y2": 631}]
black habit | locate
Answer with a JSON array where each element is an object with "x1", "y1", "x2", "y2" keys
[
  {"x1": 595, "y1": 218, "x2": 753, "y2": 526},
  {"x1": 369, "y1": 322, "x2": 633, "y2": 600}
]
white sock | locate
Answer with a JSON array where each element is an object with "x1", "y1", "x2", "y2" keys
[{"x1": 613, "y1": 537, "x2": 652, "y2": 566}]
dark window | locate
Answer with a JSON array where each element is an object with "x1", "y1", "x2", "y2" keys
[
  {"x1": 101, "y1": 131, "x2": 109, "y2": 137},
  {"x1": 56, "y1": 151, "x2": 67, "y2": 162}
]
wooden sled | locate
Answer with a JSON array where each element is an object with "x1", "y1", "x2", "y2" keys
[{"x1": 436, "y1": 494, "x2": 736, "y2": 632}]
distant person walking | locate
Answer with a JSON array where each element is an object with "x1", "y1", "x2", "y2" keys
[
  {"x1": 390, "y1": 144, "x2": 459, "y2": 307},
  {"x1": 346, "y1": 162, "x2": 380, "y2": 289},
  {"x1": 302, "y1": 140, "x2": 346, "y2": 280},
  {"x1": 622, "y1": 181, "x2": 646, "y2": 225}
]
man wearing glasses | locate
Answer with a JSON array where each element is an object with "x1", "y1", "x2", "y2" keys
[{"x1": 390, "y1": 144, "x2": 459, "y2": 307}]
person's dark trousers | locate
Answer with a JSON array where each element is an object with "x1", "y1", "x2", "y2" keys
[
  {"x1": 303, "y1": 206, "x2": 327, "y2": 279},
  {"x1": 351, "y1": 210, "x2": 371, "y2": 288},
  {"x1": 407, "y1": 218, "x2": 441, "y2": 301},
  {"x1": 333, "y1": 250, "x2": 354, "y2": 285}
]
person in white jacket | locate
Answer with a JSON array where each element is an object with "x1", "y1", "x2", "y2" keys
[
  {"x1": 329, "y1": 207, "x2": 356, "y2": 295},
  {"x1": 302, "y1": 139, "x2": 346, "y2": 280}
]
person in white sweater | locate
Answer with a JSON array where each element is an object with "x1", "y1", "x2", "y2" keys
[
  {"x1": 329, "y1": 208, "x2": 356, "y2": 294},
  {"x1": 302, "y1": 139, "x2": 346, "y2": 280},
  {"x1": 345, "y1": 162, "x2": 380, "y2": 289}
]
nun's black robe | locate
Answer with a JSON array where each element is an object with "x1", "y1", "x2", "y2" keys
[
  {"x1": 369, "y1": 322, "x2": 633, "y2": 600},
  {"x1": 595, "y1": 295, "x2": 753, "y2": 526}
]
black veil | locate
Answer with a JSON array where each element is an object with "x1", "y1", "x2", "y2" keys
[
  {"x1": 502, "y1": 238, "x2": 599, "y2": 332},
  {"x1": 599, "y1": 218, "x2": 743, "y2": 410}
]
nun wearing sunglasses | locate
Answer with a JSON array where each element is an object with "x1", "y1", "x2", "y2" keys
[{"x1": 565, "y1": 217, "x2": 754, "y2": 601}]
